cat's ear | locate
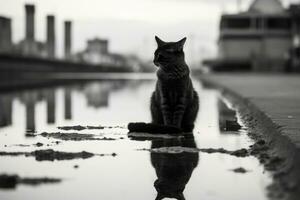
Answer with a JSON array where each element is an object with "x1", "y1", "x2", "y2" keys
[
  {"x1": 155, "y1": 36, "x2": 165, "y2": 47},
  {"x1": 177, "y1": 37, "x2": 187, "y2": 48}
]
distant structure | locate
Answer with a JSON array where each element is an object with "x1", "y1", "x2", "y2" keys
[
  {"x1": 16, "y1": 4, "x2": 47, "y2": 57},
  {"x1": 0, "y1": 4, "x2": 67, "y2": 59},
  {"x1": 64, "y1": 21, "x2": 72, "y2": 60},
  {"x1": 76, "y1": 37, "x2": 130, "y2": 67},
  {"x1": 289, "y1": 4, "x2": 300, "y2": 71},
  {"x1": 46, "y1": 15, "x2": 56, "y2": 58},
  {"x1": 0, "y1": 16, "x2": 12, "y2": 53},
  {"x1": 0, "y1": 3, "x2": 139, "y2": 71},
  {"x1": 203, "y1": 0, "x2": 300, "y2": 72}
]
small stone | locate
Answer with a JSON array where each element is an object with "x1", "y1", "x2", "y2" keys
[
  {"x1": 112, "y1": 153, "x2": 117, "y2": 157},
  {"x1": 257, "y1": 140, "x2": 266, "y2": 145},
  {"x1": 36, "y1": 142, "x2": 43, "y2": 147},
  {"x1": 231, "y1": 167, "x2": 249, "y2": 173},
  {"x1": 230, "y1": 149, "x2": 249, "y2": 157},
  {"x1": 73, "y1": 165, "x2": 79, "y2": 169},
  {"x1": 25, "y1": 133, "x2": 36, "y2": 137}
]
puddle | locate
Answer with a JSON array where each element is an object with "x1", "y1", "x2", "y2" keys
[{"x1": 0, "y1": 78, "x2": 271, "y2": 200}]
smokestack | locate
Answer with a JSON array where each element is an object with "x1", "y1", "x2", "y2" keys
[
  {"x1": 64, "y1": 21, "x2": 72, "y2": 59},
  {"x1": 46, "y1": 15, "x2": 55, "y2": 58},
  {"x1": 25, "y1": 4, "x2": 35, "y2": 41},
  {"x1": 0, "y1": 16, "x2": 12, "y2": 53}
]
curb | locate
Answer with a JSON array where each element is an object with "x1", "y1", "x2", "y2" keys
[{"x1": 200, "y1": 77, "x2": 300, "y2": 200}]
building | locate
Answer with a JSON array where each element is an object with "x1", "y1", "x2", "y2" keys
[
  {"x1": 203, "y1": 0, "x2": 300, "y2": 72},
  {"x1": 64, "y1": 21, "x2": 72, "y2": 60},
  {"x1": 289, "y1": 4, "x2": 300, "y2": 71},
  {"x1": 0, "y1": 16, "x2": 12, "y2": 53},
  {"x1": 81, "y1": 38, "x2": 108, "y2": 64},
  {"x1": 2, "y1": 4, "x2": 60, "y2": 59},
  {"x1": 15, "y1": 4, "x2": 47, "y2": 57},
  {"x1": 46, "y1": 15, "x2": 56, "y2": 58},
  {"x1": 77, "y1": 38, "x2": 129, "y2": 67}
]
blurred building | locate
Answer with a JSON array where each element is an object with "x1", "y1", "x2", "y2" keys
[
  {"x1": 203, "y1": 0, "x2": 300, "y2": 72},
  {"x1": 83, "y1": 82, "x2": 110, "y2": 108},
  {"x1": 64, "y1": 21, "x2": 72, "y2": 60},
  {"x1": 289, "y1": 4, "x2": 300, "y2": 71},
  {"x1": 0, "y1": 16, "x2": 12, "y2": 53},
  {"x1": 0, "y1": 4, "x2": 63, "y2": 59},
  {"x1": 15, "y1": 4, "x2": 47, "y2": 57},
  {"x1": 76, "y1": 37, "x2": 138, "y2": 69},
  {"x1": 46, "y1": 15, "x2": 56, "y2": 58}
]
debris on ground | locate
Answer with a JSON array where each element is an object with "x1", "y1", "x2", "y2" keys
[
  {"x1": 40, "y1": 132, "x2": 116, "y2": 141},
  {"x1": 138, "y1": 146, "x2": 200, "y2": 154},
  {"x1": 138, "y1": 146, "x2": 250, "y2": 157},
  {"x1": 35, "y1": 142, "x2": 43, "y2": 147},
  {"x1": 86, "y1": 126, "x2": 105, "y2": 130},
  {"x1": 224, "y1": 120, "x2": 242, "y2": 131},
  {"x1": 231, "y1": 167, "x2": 250, "y2": 173},
  {"x1": 128, "y1": 132, "x2": 185, "y2": 140},
  {"x1": 58, "y1": 125, "x2": 86, "y2": 131},
  {"x1": 25, "y1": 133, "x2": 36, "y2": 137},
  {"x1": 0, "y1": 149, "x2": 116, "y2": 161},
  {"x1": 32, "y1": 149, "x2": 95, "y2": 161},
  {"x1": 249, "y1": 139, "x2": 269, "y2": 156},
  {"x1": 128, "y1": 122, "x2": 182, "y2": 134},
  {"x1": 0, "y1": 174, "x2": 61, "y2": 189},
  {"x1": 12, "y1": 144, "x2": 31, "y2": 147},
  {"x1": 57, "y1": 125, "x2": 125, "y2": 131},
  {"x1": 199, "y1": 148, "x2": 249, "y2": 157}
]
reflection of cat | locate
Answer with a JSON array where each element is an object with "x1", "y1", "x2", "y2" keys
[
  {"x1": 151, "y1": 36, "x2": 199, "y2": 132},
  {"x1": 151, "y1": 137, "x2": 199, "y2": 200}
]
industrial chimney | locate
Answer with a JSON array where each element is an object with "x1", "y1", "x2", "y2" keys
[
  {"x1": 0, "y1": 16, "x2": 12, "y2": 53},
  {"x1": 46, "y1": 15, "x2": 55, "y2": 58},
  {"x1": 25, "y1": 4, "x2": 35, "y2": 41},
  {"x1": 64, "y1": 21, "x2": 72, "y2": 60}
]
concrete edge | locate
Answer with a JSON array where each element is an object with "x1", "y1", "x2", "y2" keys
[{"x1": 200, "y1": 77, "x2": 300, "y2": 200}]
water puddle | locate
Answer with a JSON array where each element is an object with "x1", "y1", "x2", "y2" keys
[{"x1": 0, "y1": 78, "x2": 272, "y2": 200}]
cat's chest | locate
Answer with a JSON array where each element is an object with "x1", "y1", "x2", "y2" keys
[{"x1": 159, "y1": 84, "x2": 187, "y2": 105}]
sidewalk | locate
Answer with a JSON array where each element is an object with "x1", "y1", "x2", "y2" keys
[
  {"x1": 200, "y1": 73, "x2": 300, "y2": 199},
  {"x1": 201, "y1": 73, "x2": 300, "y2": 149}
]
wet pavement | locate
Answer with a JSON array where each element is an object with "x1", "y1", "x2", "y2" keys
[{"x1": 0, "y1": 77, "x2": 272, "y2": 200}]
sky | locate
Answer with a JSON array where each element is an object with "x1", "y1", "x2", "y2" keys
[{"x1": 0, "y1": 0, "x2": 299, "y2": 64}]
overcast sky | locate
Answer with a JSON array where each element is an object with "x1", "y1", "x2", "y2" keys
[{"x1": 0, "y1": 0, "x2": 298, "y2": 63}]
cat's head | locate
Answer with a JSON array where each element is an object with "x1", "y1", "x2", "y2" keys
[{"x1": 153, "y1": 36, "x2": 186, "y2": 71}]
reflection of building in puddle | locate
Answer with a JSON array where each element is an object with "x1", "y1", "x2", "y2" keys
[
  {"x1": 0, "y1": 81, "x2": 131, "y2": 132},
  {"x1": 218, "y1": 99, "x2": 241, "y2": 132},
  {"x1": 4, "y1": 88, "x2": 59, "y2": 133},
  {"x1": 0, "y1": 95, "x2": 12, "y2": 127},
  {"x1": 19, "y1": 91, "x2": 39, "y2": 132},
  {"x1": 64, "y1": 88, "x2": 72, "y2": 120},
  {"x1": 83, "y1": 83, "x2": 112, "y2": 108},
  {"x1": 44, "y1": 89, "x2": 56, "y2": 124}
]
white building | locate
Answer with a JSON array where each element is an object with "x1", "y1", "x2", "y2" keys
[{"x1": 204, "y1": 0, "x2": 300, "y2": 72}]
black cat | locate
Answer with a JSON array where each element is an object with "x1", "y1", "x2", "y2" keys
[{"x1": 151, "y1": 36, "x2": 199, "y2": 132}]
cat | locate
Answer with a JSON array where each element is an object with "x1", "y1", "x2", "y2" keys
[{"x1": 151, "y1": 36, "x2": 199, "y2": 132}]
